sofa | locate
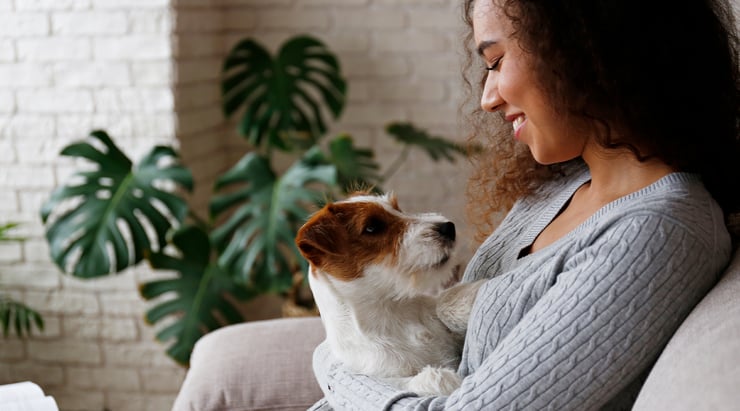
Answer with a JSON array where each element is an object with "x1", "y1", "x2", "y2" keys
[{"x1": 172, "y1": 249, "x2": 740, "y2": 411}]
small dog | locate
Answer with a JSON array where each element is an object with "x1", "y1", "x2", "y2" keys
[{"x1": 296, "y1": 192, "x2": 482, "y2": 395}]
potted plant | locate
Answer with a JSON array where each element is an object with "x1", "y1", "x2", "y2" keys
[{"x1": 40, "y1": 35, "x2": 471, "y2": 365}]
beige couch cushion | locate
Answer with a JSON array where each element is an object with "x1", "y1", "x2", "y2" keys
[
  {"x1": 172, "y1": 317, "x2": 325, "y2": 411},
  {"x1": 633, "y1": 250, "x2": 740, "y2": 410}
]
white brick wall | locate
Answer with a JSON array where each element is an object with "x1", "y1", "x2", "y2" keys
[
  {"x1": 211, "y1": 1, "x2": 471, "y2": 238},
  {"x1": 0, "y1": 0, "x2": 183, "y2": 410},
  {"x1": 0, "y1": 0, "x2": 470, "y2": 410}
]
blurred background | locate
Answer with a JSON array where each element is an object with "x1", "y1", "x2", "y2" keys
[{"x1": 0, "y1": 0, "x2": 475, "y2": 410}]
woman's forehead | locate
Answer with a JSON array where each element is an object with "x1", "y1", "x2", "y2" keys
[{"x1": 472, "y1": 0, "x2": 511, "y2": 44}]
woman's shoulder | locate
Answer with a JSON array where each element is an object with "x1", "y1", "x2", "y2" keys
[
  {"x1": 611, "y1": 172, "x2": 718, "y2": 219},
  {"x1": 597, "y1": 172, "x2": 730, "y2": 258},
  {"x1": 533, "y1": 160, "x2": 720, "y2": 222}
]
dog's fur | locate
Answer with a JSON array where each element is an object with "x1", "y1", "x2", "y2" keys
[{"x1": 296, "y1": 193, "x2": 482, "y2": 395}]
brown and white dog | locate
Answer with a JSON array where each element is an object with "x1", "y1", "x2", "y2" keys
[{"x1": 295, "y1": 192, "x2": 482, "y2": 395}]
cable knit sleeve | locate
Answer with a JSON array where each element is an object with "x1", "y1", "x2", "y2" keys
[{"x1": 311, "y1": 211, "x2": 730, "y2": 410}]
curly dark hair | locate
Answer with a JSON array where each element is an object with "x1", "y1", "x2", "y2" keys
[{"x1": 462, "y1": 0, "x2": 740, "y2": 240}]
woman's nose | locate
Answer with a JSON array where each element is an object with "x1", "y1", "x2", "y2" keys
[{"x1": 480, "y1": 72, "x2": 503, "y2": 112}]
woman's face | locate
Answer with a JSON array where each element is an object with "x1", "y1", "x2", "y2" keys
[{"x1": 473, "y1": 1, "x2": 587, "y2": 165}]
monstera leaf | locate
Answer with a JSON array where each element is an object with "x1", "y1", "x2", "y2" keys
[
  {"x1": 0, "y1": 223, "x2": 43, "y2": 338},
  {"x1": 40, "y1": 130, "x2": 193, "y2": 278},
  {"x1": 0, "y1": 296, "x2": 44, "y2": 338},
  {"x1": 222, "y1": 35, "x2": 347, "y2": 150},
  {"x1": 328, "y1": 134, "x2": 382, "y2": 193},
  {"x1": 210, "y1": 147, "x2": 336, "y2": 291},
  {"x1": 386, "y1": 122, "x2": 469, "y2": 161},
  {"x1": 140, "y1": 225, "x2": 248, "y2": 366}
]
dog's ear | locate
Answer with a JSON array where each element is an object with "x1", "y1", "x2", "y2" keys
[
  {"x1": 296, "y1": 239, "x2": 324, "y2": 267},
  {"x1": 295, "y1": 211, "x2": 340, "y2": 268},
  {"x1": 387, "y1": 192, "x2": 401, "y2": 211}
]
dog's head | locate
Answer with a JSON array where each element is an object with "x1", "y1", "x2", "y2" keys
[{"x1": 295, "y1": 192, "x2": 456, "y2": 296}]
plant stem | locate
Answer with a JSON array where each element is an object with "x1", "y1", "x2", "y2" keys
[
  {"x1": 381, "y1": 145, "x2": 411, "y2": 182},
  {"x1": 187, "y1": 210, "x2": 210, "y2": 231}
]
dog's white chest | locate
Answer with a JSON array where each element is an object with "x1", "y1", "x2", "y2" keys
[{"x1": 310, "y1": 271, "x2": 460, "y2": 378}]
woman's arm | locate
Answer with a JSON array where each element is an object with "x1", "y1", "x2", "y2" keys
[{"x1": 312, "y1": 214, "x2": 730, "y2": 410}]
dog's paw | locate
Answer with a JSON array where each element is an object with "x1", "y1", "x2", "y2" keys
[
  {"x1": 436, "y1": 280, "x2": 485, "y2": 334},
  {"x1": 405, "y1": 366, "x2": 462, "y2": 396}
]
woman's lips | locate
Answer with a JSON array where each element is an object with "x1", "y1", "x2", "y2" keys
[{"x1": 512, "y1": 116, "x2": 525, "y2": 139}]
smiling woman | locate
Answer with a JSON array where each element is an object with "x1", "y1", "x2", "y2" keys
[
  {"x1": 465, "y1": 0, "x2": 740, "y2": 237},
  {"x1": 308, "y1": 0, "x2": 740, "y2": 410},
  {"x1": 474, "y1": 3, "x2": 589, "y2": 167}
]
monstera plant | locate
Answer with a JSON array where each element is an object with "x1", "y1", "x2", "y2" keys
[{"x1": 40, "y1": 35, "x2": 470, "y2": 365}]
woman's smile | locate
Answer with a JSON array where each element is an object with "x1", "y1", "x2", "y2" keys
[{"x1": 511, "y1": 115, "x2": 525, "y2": 139}]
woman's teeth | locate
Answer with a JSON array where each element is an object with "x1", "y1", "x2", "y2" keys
[{"x1": 513, "y1": 116, "x2": 525, "y2": 132}]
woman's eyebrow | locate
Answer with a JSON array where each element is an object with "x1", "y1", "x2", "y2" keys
[{"x1": 476, "y1": 40, "x2": 498, "y2": 56}]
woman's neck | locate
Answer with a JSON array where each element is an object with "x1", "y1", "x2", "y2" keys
[{"x1": 580, "y1": 144, "x2": 676, "y2": 204}]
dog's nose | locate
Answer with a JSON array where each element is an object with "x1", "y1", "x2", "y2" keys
[{"x1": 435, "y1": 221, "x2": 456, "y2": 241}]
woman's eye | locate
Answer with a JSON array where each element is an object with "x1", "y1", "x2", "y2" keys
[{"x1": 485, "y1": 57, "x2": 502, "y2": 72}]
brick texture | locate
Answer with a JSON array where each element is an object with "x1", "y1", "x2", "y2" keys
[{"x1": 0, "y1": 0, "x2": 470, "y2": 410}]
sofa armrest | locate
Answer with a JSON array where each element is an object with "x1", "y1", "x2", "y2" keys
[
  {"x1": 633, "y1": 250, "x2": 740, "y2": 410},
  {"x1": 172, "y1": 317, "x2": 326, "y2": 411}
]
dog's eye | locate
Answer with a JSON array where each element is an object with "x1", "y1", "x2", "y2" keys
[{"x1": 363, "y1": 218, "x2": 385, "y2": 234}]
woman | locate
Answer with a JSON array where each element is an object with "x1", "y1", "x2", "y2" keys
[{"x1": 311, "y1": 0, "x2": 739, "y2": 409}]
